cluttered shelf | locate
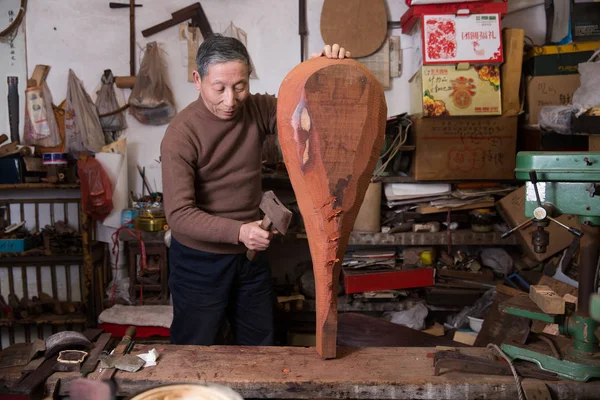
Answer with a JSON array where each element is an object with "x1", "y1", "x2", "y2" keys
[
  {"x1": 0, "y1": 183, "x2": 80, "y2": 190},
  {"x1": 264, "y1": 172, "x2": 519, "y2": 185},
  {"x1": 0, "y1": 313, "x2": 87, "y2": 328},
  {"x1": 348, "y1": 230, "x2": 519, "y2": 246},
  {"x1": 0, "y1": 254, "x2": 83, "y2": 265}
]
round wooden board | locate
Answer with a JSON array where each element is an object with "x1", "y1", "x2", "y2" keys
[
  {"x1": 130, "y1": 383, "x2": 243, "y2": 400},
  {"x1": 320, "y1": 0, "x2": 388, "y2": 58}
]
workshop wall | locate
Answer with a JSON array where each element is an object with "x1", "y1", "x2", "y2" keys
[
  {"x1": 21, "y1": 0, "x2": 546, "y2": 192},
  {"x1": 0, "y1": 1, "x2": 27, "y2": 143},
  {"x1": 23, "y1": 0, "x2": 400, "y2": 193}
]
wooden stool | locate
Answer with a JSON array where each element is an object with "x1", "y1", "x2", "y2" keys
[{"x1": 119, "y1": 230, "x2": 169, "y2": 305}]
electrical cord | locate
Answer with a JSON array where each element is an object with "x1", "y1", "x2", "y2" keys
[
  {"x1": 372, "y1": 119, "x2": 410, "y2": 180},
  {"x1": 487, "y1": 343, "x2": 525, "y2": 400}
]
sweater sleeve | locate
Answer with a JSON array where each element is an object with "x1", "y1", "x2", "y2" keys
[
  {"x1": 160, "y1": 127, "x2": 244, "y2": 245},
  {"x1": 254, "y1": 93, "x2": 278, "y2": 136}
]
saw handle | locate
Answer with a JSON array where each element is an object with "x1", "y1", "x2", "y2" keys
[
  {"x1": 113, "y1": 326, "x2": 137, "y2": 356},
  {"x1": 246, "y1": 215, "x2": 273, "y2": 262}
]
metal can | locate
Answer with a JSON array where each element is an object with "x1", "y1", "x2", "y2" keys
[{"x1": 121, "y1": 208, "x2": 139, "y2": 228}]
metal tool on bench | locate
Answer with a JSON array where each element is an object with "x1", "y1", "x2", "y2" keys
[
  {"x1": 500, "y1": 152, "x2": 600, "y2": 382},
  {"x1": 10, "y1": 331, "x2": 93, "y2": 395},
  {"x1": 433, "y1": 350, "x2": 559, "y2": 380},
  {"x1": 246, "y1": 191, "x2": 292, "y2": 261},
  {"x1": 69, "y1": 326, "x2": 138, "y2": 400}
]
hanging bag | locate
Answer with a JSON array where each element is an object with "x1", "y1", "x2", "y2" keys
[
  {"x1": 573, "y1": 49, "x2": 600, "y2": 114},
  {"x1": 78, "y1": 155, "x2": 114, "y2": 221},
  {"x1": 65, "y1": 69, "x2": 106, "y2": 153},
  {"x1": 129, "y1": 42, "x2": 176, "y2": 125},
  {"x1": 23, "y1": 82, "x2": 61, "y2": 147},
  {"x1": 96, "y1": 70, "x2": 127, "y2": 134}
]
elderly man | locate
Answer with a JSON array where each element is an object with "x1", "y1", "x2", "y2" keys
[{"x1": 161, "y1": 36, "x2": 350, "y2": 346}]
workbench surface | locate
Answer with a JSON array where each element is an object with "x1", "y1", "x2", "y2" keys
[{"x1": 33, "y1": 345, "x2": 600, "y2": 399}]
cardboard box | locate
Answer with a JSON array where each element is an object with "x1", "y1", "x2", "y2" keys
[
  {"x1": 501, "y1": 29, "x2": 525, "y2": 116},
  {"x1": 401, "y1": 1, "x2": 508, "y2": 24},
  {"x1": 572, "y1": 2, "x2": 600, "y2": 42},
  {"x1": 496, "y1": 186, "x2": 581, "y2": 262},
  {"x1": 401, "y1": 2, "x2": 506, "y2": 77},
  {"x1": 524, "y1": 42, "x2": 600, "y2": 76},
  {"x1": 411, "y1": 116, "x2": 517, "y2": 180},
  {"x1": 0, "y1": 237, "x2": 32, "y2": 253},
  {"x1": 410, "y1": 65, "x2": 502, "y2": 117},
  {"x1": 590, "y1": 135, "x2": 600, "y2": 151},
  {"x1": 525, "y1": 75, "x2": 580, "y2": 125}
]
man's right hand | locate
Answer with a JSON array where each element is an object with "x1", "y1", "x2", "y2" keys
[{"x1": 239, "y1": 221, "x2": 273, "y2": 251}]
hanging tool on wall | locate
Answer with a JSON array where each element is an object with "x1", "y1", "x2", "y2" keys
[
  {"x1": 299, "y1": 0, "x2": 307, "y2": 62},
  {"x1": 109, "y1": 2, "x2": 141, "y2": 8},
  {"x1": 7, "y1": 77, "x2": 19, "y2": 143},
  {"x1": 142, "y1": 3, "x2": 213, "y2": 40},
  {"x1": 110, "y1": 0, "x2": 143, "y2": 88},
  {"x1": 0, "y1": 0, "x2": 27, "y2": 38}
]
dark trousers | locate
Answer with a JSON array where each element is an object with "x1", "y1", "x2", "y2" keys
[{"x1": 169, "y1": 238, "x2": 274, "y2": 345}]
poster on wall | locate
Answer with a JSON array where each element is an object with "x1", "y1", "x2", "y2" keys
[{"x1": 0, "y1": 0, "x2": 27, "y2": 144}]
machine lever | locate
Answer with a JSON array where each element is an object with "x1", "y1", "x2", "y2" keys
[
  {"x1": 501, "y1": 217, "x2": 534, "y2": 239},
  {"x1": 547, "y1": 216, "x2": 584, "y2": 237},
  {"x1": 529, "y1": 170, "x2": 543, "y2": 208}
]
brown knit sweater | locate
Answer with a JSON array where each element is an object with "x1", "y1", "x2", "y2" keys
[{"x1": 160, "y1": 93, "x2": 277, "y2": 254}]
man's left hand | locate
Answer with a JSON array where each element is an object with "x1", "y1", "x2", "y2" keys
[{"x1": 311, "y1": 44, "x2": 351, "y2": 59}]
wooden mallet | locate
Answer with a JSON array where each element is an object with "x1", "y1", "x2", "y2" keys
[{"x1": 246, "y1": 191, "x2": 292, "y2": 261}]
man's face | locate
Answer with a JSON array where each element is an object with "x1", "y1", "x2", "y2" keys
[{"x1": 194, "y1": 61, "x2": 250, "y2": 120}]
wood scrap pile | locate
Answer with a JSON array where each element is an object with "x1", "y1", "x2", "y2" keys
[
  {"x1": 0, "y1": 292, "x2": 80, "y2": 321},
  {"x1": 41, "y1": 221, "x2": 82, "y2": 255}
]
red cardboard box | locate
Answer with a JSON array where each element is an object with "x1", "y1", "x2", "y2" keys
[{"x1": 401, "y1": 2, "x2": 507, "y2": 78}]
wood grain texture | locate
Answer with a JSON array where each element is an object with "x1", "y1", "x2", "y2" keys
[
  {"x1": 39, "y1": 345, "x2": 600, "y2": 399},
  {"x1": 337, "y1": 313, "x2": 465, "y2": 348},
  {"x1": 320, "y1": 0, "x2": 388, "y2": 58},
  {"x1": 530, "y1": 285, "x2": 566, "y2": 315},
  {"x1": 277, "y1": 57, "x2": 386, "y2": 358}
]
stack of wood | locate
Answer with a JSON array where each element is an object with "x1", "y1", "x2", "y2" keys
[
  {"x1": 4, "y1": 292, "x2": 78, "y2": 320},
  {"x1": 42, "y1": 221, "x2": 82, "y2": 255}
]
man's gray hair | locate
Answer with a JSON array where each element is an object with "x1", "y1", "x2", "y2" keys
[{"x1": 196, "y1": 34, "x2": 251, "y2": 79}]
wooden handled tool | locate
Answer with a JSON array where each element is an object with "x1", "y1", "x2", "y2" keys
[
  {"x1": 246, "y1": 191, "x2": 292, "y2": 261},
  {"x1": 97, "y1": 325, "x2": 137, "y2": 381}
]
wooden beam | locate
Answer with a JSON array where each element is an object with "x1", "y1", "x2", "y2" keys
[
  {"x1": 36, "y1": 345, "x2": 600, "y2": 399},
  {"x1": 277, "y1": 58, "x2": 386, "y2": 358},
  {"x1": 530, "y1": 285, "x2": 566, "y2": 315},
  {"x1": 496, "y1": 283, "x2": 526, "y2": 298}
]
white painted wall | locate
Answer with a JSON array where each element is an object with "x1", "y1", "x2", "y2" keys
[
  {"x1": 18, "y1": 0, "x2": 546, "y2": 192},
  {"x1": 22, "y1": 0, "x2": 409, "y2": 193},
  {"x1": 0, "y1": 0, "x2": 27, "y2": 144}
]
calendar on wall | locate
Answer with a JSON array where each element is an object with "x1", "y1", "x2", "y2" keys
[{"x1": 0, "y1": 0, "x2": 27, "y2": 143}]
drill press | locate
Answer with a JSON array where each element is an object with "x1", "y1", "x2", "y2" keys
[{"x1": 500, "y1": 152, "x2": 600, "y2": 382}]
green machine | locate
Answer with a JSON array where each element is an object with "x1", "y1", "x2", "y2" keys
[{"x1": 500, "y1": 152, "x2": 600, "y2": 382}]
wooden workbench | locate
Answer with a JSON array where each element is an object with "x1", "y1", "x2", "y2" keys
[{"x1": 36, "y1": 345, "x2": 600, "y2": 399}]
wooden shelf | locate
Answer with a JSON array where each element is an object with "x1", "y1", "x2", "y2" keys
[
  {"x1": 118, "y1": 229, "x2": 165, "y2": 243},
  {"x1": 0, "y1": 254, "x2": 83, "y2": 265},
  {"x1": 0, "y1": 183, "x2": 79, "y2": 190},
  {"x1": 373, "y1": 175, "x2": 417, "y2": 183},
  {"x1": 304, "y1": 297, "x2": 426, "y2": 313},
  {"x1": 0, "y1": 313, "x2": 87, "y2": 327},
  {"x1": 348, "y1": 229, "x2": 519, "y2": 246}
]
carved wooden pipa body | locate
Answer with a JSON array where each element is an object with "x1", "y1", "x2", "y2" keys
[{"x1": 277, "y1": 58, "x2": 386, "y2": 358}]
